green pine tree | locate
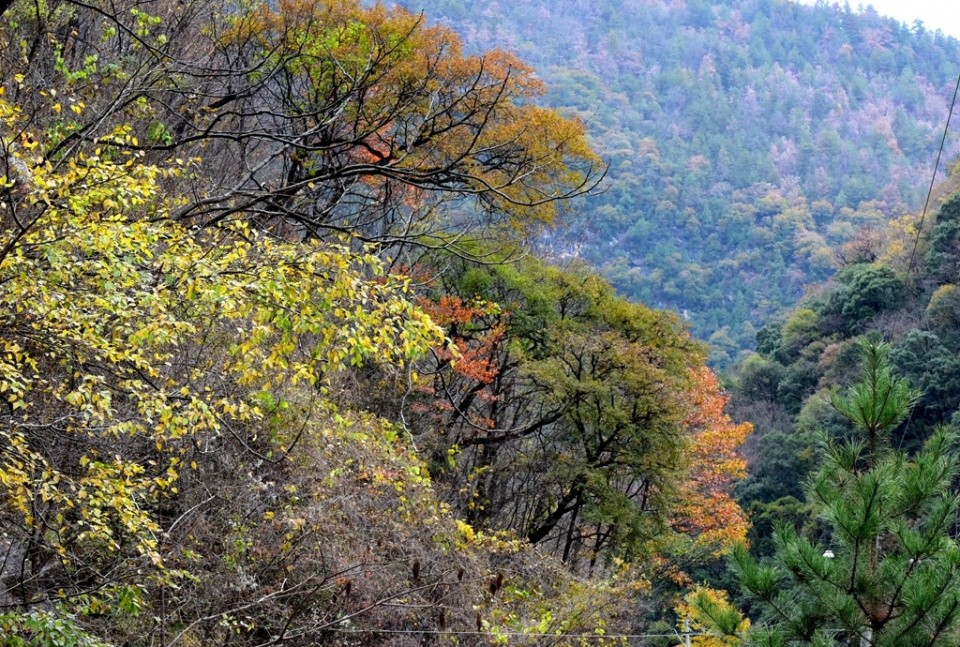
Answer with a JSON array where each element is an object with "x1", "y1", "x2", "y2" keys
[{"x1": 729, "y1": 338, "x2": 960, "y2": 646}]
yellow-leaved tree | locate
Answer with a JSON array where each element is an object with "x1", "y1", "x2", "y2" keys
[
  {"x1": 0, "y1": 86, "x2": 444, "y2": 620},
  {"x1": 676, "y1": 586, "x2": 749, "y2": 647}
]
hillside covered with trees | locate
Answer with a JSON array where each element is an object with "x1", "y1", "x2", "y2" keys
[
  {"x1": 691, "y1": 166, "x2": 960, "y2": 644},
  {"x1": 729, "y1": 170, "x2": 960, "y2": 547},
  {"x1": 0, "y1": 0, "x2": 754, "y2": 643},
  {"x1": 7, "y1": 0, "x2": 960, "y2": 644},
  {"x1": 398, "y1": 0, "x2": 960, "y2": 361}
]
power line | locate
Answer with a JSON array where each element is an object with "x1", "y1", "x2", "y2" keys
[
  {"x1": 328, "y1": 626, "x2": 704, "y2": 640},
  {"x1": 907, "y1": 67, "x2": 960, "y2": 275}
]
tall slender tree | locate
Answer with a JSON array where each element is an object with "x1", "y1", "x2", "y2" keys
[{"x1": 727, "y1": 338, "x2": 960, "y2": 646}]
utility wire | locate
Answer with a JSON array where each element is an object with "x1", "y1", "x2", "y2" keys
[
  {"x1": 329, "y1": 626, "x2": 702, "y2": 640},
  {"x1": 907, "y1": 67, "x2": 960, "y2": 276}
]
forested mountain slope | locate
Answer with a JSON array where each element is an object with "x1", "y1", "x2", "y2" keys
[
  {"x1": 0, "y1": 0, "x2": 751, "y2": 642},
  {"x1": 728, "y1": 171, "x2": 960, "y2": 556},
  {"x1": 397, "y1": 0, "x2": 960, "y2": 361}
]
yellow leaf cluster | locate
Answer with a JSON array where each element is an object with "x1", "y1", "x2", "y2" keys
[
  {"x1": 0, "y1": 91, "x2": 446, "y2": 581},
  {"x1": 676, "y1": 586, "x2": 750, "y2": 647}
]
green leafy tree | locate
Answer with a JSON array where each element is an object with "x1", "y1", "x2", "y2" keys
[
  {"x1": 891, "y1": 329, "x2": 960, "y2": 423},
  {"x1": 822, "y1": 265, "x2": 906, "y2": 335},
  {"x1": 923, "y1": 194, "x2": 960, "y2": 284},
  {"x1": 411, "y1": 255, "x2": 705, "y2": 567}
]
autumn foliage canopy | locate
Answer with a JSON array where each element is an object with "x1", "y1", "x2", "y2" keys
[{"x1": 0, "y1": 0, "x2": 748, "y2": 643}]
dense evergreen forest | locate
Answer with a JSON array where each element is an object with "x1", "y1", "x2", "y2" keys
[
  {"x1": 710, "y1": 173, "x2": 960, "y2": 646},
  {"x1": 730, "y1": 171, "x2": 960, "y2": 552},
  {"x1": 398, "y1": 0, "x2": 960, "y2": 362},
  {"x1": 4, "y1": 0, "x2": 960, "y2": 645}
]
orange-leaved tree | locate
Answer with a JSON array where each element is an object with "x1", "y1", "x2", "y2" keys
[
  {"x1": 0, "y1": 0, "x2": 602, "y2": 251},
  {"x1": 673, "y1": 366, "x2": 752, "y2": 558},
  {"x1": 186, "y1": 0, "x2": 603, "y2": 243}
]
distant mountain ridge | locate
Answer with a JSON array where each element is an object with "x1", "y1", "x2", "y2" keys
[{"x1": 396, "y1": 0, "x2": 960, "y2": 363}]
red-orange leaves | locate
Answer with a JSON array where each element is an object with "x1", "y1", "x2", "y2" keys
[
  {"x1": 419, "y1": 295, "x2": 492, "y2": 327},
  {"x1": 449, "y1": 326, "x2": 505, "y2": 385},
  {"x1": 674, "y1": 367, "x2": 751, "y2": 556},
  {"x1": 419, "y1": 296, "x2": 504, "y2": 385}
]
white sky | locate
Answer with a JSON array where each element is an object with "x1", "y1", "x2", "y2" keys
[{"x1": 795, "y1": 0, "x2": 960, "y2": 39}]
